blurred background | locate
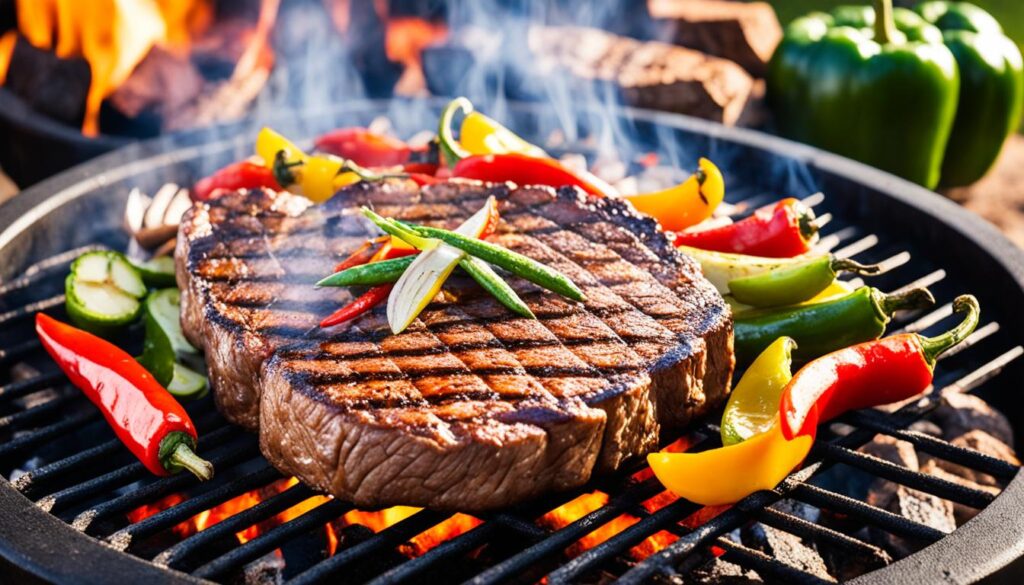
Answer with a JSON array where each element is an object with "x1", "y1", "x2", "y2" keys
[{"x1": 1, "y1": 0, "x2": 1022, "y2": 244}]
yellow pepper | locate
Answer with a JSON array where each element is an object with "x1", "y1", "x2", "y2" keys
[
  {"x1": 624, "y1": 158, "x2": 724, "y2": 232},
  {"x1": 648, "y1": 337, "x2": 815, "y2": 506},
  {"x1": 255, "y1": 127, "x2": 362, "y2": 203},
  {"x1": 460, "y1": 112, "x2": 548, "y2": 158}
]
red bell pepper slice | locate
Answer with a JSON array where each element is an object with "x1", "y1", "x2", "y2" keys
[
  {"x1": 314, "y1": 128, "x2": 412, "y2": 167},
  {"x1": 674, "y1": 198, "x2": 818, "y2": 258},
  {"x1": 192, "y1": 161, "x2": 281, "y2": 202},
  {"x1": 451, "y1": 153, "x2": 617, "y2": 198}
]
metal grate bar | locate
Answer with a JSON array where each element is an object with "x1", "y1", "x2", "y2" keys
[
  {"x1": 944, "y1": 346, "x2": 1024, "y2": 393},
  {"x1": 790, "y1": 483, "x2": 947, "y2": 542},
  {"x1": 546, "y1": 498, "x2": 698, "y2": 584},
  {"x1": 70, "y1": 438, "x2": 260, "y2": 533},
  {"x1": 0, "y1": 338, "x2": 41, "y2": 367},
  {"x1": 714, "y1": 537, "x2": 835, "y2": 585},
  {"x1": 893, "y1": 269, "x2": 946, "y2": 294},
  {"x1": 814, "y1": 442, "x2": 996, "y2": 509},
  {"x1": 843, "y1": 410, "x2": 1018, "y2": 481},
  {"x1": 35, "y1": 425, "x2": 242, "y2": 514},
  {"x1": 192, "y1": 498, "x2": 353, "y2": 581},
  {"x1": 0, "y1": 245, "x2": 102, "y2": 298},
  {"x1": 0, "y1": 370, "x2": 66, "y2": 403},
  {"x1": 0, "y1": 411, "x2": 99, "y2": 459},
  {"x1": 938, "y1": 321, "x2": 1000, "y2": 360},
  {"x1": 0, "y1": 294, "x2": 66, "y2": 327},
  {"x1": 288, "y1": 509, "x2": 451, "y2": 585},
  {"x1": 109, "y1": 464, "x2": 282, "y2": 547},
  {"x1": 833, "y1": 234, "x2": 879, "y2": 259},
  {"x1": 367, "y1": 522, "x2": 503, "y2": 585},
  {"x1": 465, "y1": 478, "x2": 669, "y2": 585},
  {"x1": 756, "y1": 506, "x2": 890, "y2": 564},
  {"x1": 0, "y1": 394, "x2": 80, "y2": 430}
]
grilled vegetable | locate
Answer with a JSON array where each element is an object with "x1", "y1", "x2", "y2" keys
[
  {"x1": 36, "y1": 314, "x2": 213, "y2": 480},
  {"x1": 145, "y1": 289, "x2": 198, "y2": 357},
  {"x1": 624, "y1": 158, "x2": 725, "y2": 232},
  {"x1": 452, "y1": 153, "x2": 618, "y2": 199},
  {"x1": 256, "y1": 128, "x2": 361, "y2": 203},
  {"x1": 403, "y1": 223, "x2": 586, "y2": 302},
  {"x1": 382, "y1": 198, "x2": 500, "y2": 333},
  {"x1": 727, "y1": 280, "x2": 857, "y2": 316},
  {"x1": 650, "y1": 338, "x2": 814, "y2": 506},
  {"x1": 167, "y1": 363, "x2": 208, "y2": 400},
  {"x1": 318, "y1": 256, "x2": 417, "y2": 287},
  {"x1": 781, "y1": 294, "x2": 980, "y2": 439},
  {"x1": 314, "y1": 127, "x2": 412, "y2": 167},
  {"x1": 65, "y1": 251, "x2": 147, "y2": 336},
  {"x1": 728, "y1": 255, "x2": 882, "y2": 308},
  {"x1": 191, "y1": 161, "x2": 281, "y2": 201},
  {"x1": 438, "y1": 97, "x2": 547, "y2": 166},
  {"x1": 734, "y1": 286, "x2": 935, "y2": 363},
  {"x1": 674, "y1": 198, "x2": 818, "y2": 257},
  {"x1": 721, "y1": 337, "x2": 796, "y2": 446},
  {"x1": 138, "y1": 290, "x2": 204, "y2": 399},
  {"x1": 129, "y1": 256, "x2": 177, "y2": 288},
  {"x1": 320, "y1": 284, "x2": 394, "y2": 328},
  {"x1": 460, "y1": 256, "x2": 535, "y2": 319}
]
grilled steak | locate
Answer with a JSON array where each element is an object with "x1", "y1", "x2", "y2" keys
[{"x1": 177, "y1": 180, "x2": 734, "y2": 510}]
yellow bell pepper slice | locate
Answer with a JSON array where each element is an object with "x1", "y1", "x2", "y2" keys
[
  {"x1": 624, "y1": 158, "x2": 725, "y2": 232},
  {"x1": 460, "y1": 112, "x2": 548, "y2": 158},
  {"x1": 648, "y1": 419, "x2": 813, "y2": 506},
  {"x1": 255, "y1": 127, "x2": 359, "y2": 203},
  {"x1": 720, "y1": 337, "x2": 796, "y2": 446}
]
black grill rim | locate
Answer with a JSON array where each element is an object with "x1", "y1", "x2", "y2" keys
[{"x1": 1, "y1": 98, "x2": 1023, "y2": 584}]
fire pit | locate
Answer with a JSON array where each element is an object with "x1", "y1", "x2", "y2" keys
[{"x1": 1, "y1": 99, "x2": 1022, "y2": 584}]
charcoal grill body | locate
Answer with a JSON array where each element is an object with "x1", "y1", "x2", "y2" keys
[{"x1": 0, "y1": 99, "x2": 1022, "y2": 584}]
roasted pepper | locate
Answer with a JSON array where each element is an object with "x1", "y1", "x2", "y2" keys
[
  {"x1": 734, "y1": 286, "x2": 935, "y2": 363},
  {"x1": 729, "y1": 255, "x2": 881, "y2": 308},
  {"x1": 650, "y1": 338, "x2": 816, "y2": 506},
  {"x1": 256, "y1": 128, "x2": 368, "y2": 203},
  {"x1": 437, "y1": 97, "x2": 547, "y2": 166},
  {"x1": 36, "y1": 314, "x2": 214, "y2": 481},
  {"x1": 624, "y1": 158, "x2": 725, "y2": 232},
  {"x1": 781, "y1": 294, "x2": 980, "y2": 439},
  {"x1": 451, "y1": 153, "x2": 618, "y2": 198},
  {"x1": 674, "y1": 198, "x2": 818, "y2": 257},
  {"x1": 767, "y1": 0, "x2": 959, "y2": 188},
  {"x1": 314, "y1": 128, "x2": 412, "y2": 167},
  {"x1": 192, "y1": 161, "x2": 282, "y2": 201},
  {"x1": 915, "y1": 2, "x2": 1024, "y2": 186},
  {"x1": 727, "y1": 280, "x2": 857, "y2": 316}
]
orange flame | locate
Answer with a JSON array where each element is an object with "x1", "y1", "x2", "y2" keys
[
  {"x1": 8, "y1": 0, "x2": 211, "y2": 135},
  {"x1": 385, "y1": 17, "x2": 447, "y2": 96}
]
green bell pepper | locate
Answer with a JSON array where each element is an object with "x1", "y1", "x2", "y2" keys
[
  {"x1": 768, "y1": 0, "x2": 960, "y2": 189},
  {"x1": 915, "y1": 2, "x2": 1024, "y2": 187}
]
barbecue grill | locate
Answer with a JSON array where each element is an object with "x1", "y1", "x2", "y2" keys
[{"x1": 1, "y1": 99, "x2": 1022, "y2": 584}]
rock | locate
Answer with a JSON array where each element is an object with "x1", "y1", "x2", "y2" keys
[
  {"x1": 742, "y1": 523, "x2": 835, "y2": 582},
  {"x1": 931, "y1": 392, "x2": 1014, "y2": 447},
  {"x1": 648, "y1": 0, "x2": 782, "y2": 77}
]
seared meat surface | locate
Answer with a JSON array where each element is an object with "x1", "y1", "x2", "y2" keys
[{"x1": 177, "y1": 180, "x2": 733, "y2": 510}]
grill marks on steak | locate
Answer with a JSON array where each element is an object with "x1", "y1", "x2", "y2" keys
[{"x1": 177, "y1": 180, "x2": 733, "y2": 510}]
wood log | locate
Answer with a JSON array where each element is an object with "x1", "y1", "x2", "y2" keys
[
  {"x1": 648, "y1": 0, "x2": 782, "y2": 77},
  {"x1": 4, "y1": 36, "x2": 90, "y2": 127},
  {"x1": 528, "y1": 26, "x2": 757, "y2": 126}
]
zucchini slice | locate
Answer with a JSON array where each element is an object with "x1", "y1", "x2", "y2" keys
[
  {"x1": 131, "y1": 256, "x2": 177, "y2": 288},
  {"x1": 65, "y1": 251, "x2": 146, "y2": 335},
  {"x1": 145, "y1": 288, "x2": 197, "y2": 356},
  {"x1": 167, "y1": 362, "x2": 209, "y2": 400}
]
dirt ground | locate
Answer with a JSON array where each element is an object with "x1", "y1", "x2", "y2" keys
[{"x1": 943, "y1": 134, "x2": 1024, "y2": 248}]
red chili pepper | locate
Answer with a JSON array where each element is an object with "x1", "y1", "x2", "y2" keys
[
  {"x1": 779, "y1": 295, "x2": 980, "y2": 440},
  {"x1": 333, "y1": 236, "x2": 389, "y2": 273},
  {"x1": 320, "y1": 284, "x2": 393, "y2": 327},
  {"x1": 674, "y1": 198, "x2": 818, "y2": 258},
  {"x1": 192, "y1": 161, "x2": 281, "y2": 202},
  {"x1": 402, "y1": 162, "x2": 439, "y2": 175},
  {"x1": 451, "y1": 153, "x2": 616, "y2": 198},
  {"x1": 314, "y1": 128, "x2": 411, "y2": 167},
  {"x1": 35, "y1": 314, "x2": 214, "y2": 480}
]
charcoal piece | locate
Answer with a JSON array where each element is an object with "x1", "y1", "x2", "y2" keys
[
  {"x1": 932, "y1": 392, "x2": 1014, "y2": 447},
  {"x1": 742, "y1": 523, "x2": 835, "y2": 582},
  {"x1": 4, "y1": 36, "x2": 90, "y2": 127},
  {"x1": 648, "y1": 0, "x2": 782, "y2": 77},
  {"x1": 527, "y1": 26, "x2": 757, "y2": 126},
  {"x1": 689, "y1": 557, "x2": 764, "y2": 583},
  {"x1": 103, "y1": 46, "x2": 204, "y2": 138},
  {"x1": 0, "y1": 0, "x2": 14, "y2": 33},
  {"x1": 920, "y1": 459, "x2": 1000, "y2": 525},
  {"x1": 422, "y1": 27, "x2": 504, "y2": 99},
  {"x1": 860, "y1": 435, "x2": 919, "y2": 470},
  {"x1": 907, "y1": 420, "x2": 943, "y2": 438}
]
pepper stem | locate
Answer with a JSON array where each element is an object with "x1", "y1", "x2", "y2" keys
[
  {"x1": 874, "y1": 0, "x2": 897, "y2": 45},
  {"x1": 159, "y1": 431, "x2": 214, "y2": 481},
  {"x1": 919, "y1": 295, "x2": 981, "y2": 365},
  {"x1": 796, "y1": 203, "x2": 818, "y2": 243},
  {"x1": 831, "y1": 257, "x2": 883, "y2": 276},
  {"x1": 878, "y1": 287, "x2": 935, "y2": 316},
  {"x1": 438, "y1": 97, "x2": 474, "y2": 167}
]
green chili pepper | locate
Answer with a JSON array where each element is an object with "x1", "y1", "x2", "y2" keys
[
  {"x1": 316, "y1": 256, "x2": 416, "y2": 287},
  {"x1": 728, "y1": 256, "x2": 882, "y2": 308},
  {"x1": 406, "y1": 224, "x2": 586, "y2": 302},
  {"x1": 460, "y1": 257, "x2": 535, "y2": 318},
  {"x1": 734, "y1": 286, "x2": 935, "y2": 364}
]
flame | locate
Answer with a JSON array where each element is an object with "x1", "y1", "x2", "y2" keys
[
  {"x1": 8, "y1": 0, "x2": 210, "y2": 135},
  {"x1": 0, "y1": 31, "x2": 15, "y2": 85},
  {"x1": 386, "y1": 18, "x2": 447, "y2": 96}
]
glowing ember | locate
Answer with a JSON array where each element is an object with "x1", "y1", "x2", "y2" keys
[{"x1": 8, "y1": 0, "x2": 211, "y2": 135}]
